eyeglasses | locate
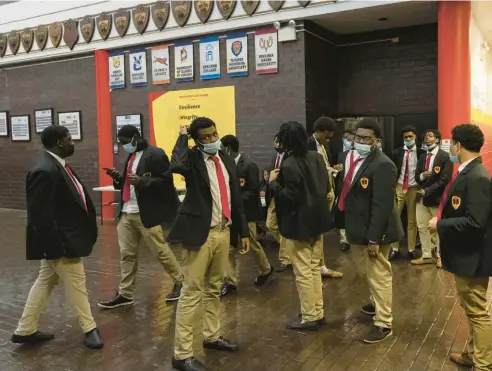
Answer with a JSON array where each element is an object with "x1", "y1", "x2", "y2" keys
[{"x1": 355, "y1": 135, "x2": 375, "y2": 144}]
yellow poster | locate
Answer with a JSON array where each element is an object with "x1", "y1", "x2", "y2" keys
[{"x1": 152, "y1": 86, "x2": 236, "y2": 189}]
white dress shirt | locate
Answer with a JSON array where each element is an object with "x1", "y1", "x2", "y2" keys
[
  {"x1": 202, "y1": 152, "x2": 231, "y2": 227},
  {"x1": 458, "y1": 158, "x2": 476, "y2": 173},
  {"x1": 398, "y1": 145, "x2": 418, "y2": 187},
  {"x1": 344, "y1": 150, "x2": 367, "y2": 183},
  {"x1": 122, "y1": 150, "x2": 144, "y2": 214},
  {"x1": 273, "y1": 152, "x2": 284, "y2": 168},
  {"x1": 419, "y1": 145, "x2": 439, "y2": 181}
]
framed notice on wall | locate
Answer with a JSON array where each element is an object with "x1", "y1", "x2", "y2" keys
[
  {"x1": 0, "y1": 111, "x2": 8, "y2": 137},
  {"x1": 34, "y1": 108, "x2": 54, "y2": 133},
  {"x1": 11, "y1": 115, "x2": 31, "y2": 142},
  {"x1": 58, "y1": 111, "x2": 82, "y2": 140},
  {"x1": 115, "y1": 114, "x2": 143, "y2": 138}
]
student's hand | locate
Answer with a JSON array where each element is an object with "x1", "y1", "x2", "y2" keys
[
  {"x1": 367, "y1": 243, "x2": 380, "y2": 258},
  {"x1": 328, "y1": 190, "x2": 335, "y2": 201},
  {"x1": 423, "y1": 171, "x2": 432, "y2": 178},
  {"x1": 260, "y1": 191, "x2": 265, "y2": 197},
  {"x1": 429, "y1": 217, "x2": 438, "y2": 231},
  {"x1": 106, "y1": 168, "x2": 121, "y2": 179},
  {"x1": 239, "y1": 238, "x2": 250, "y2": 255},
  {"x1": 333, "y1": 163, "x2": 344, "y2": 171},
  {"x1": 180, "y1": 126, "x2": 189, "y2": 136},
  {"x1": 127, "y1": 173, "x2": 141, "y2": 185},
  {"x1": 417, "y1": 189, "x2": 425, "y2": 196},
  {"x1": 269, "y1": 169, "x2": 280, "y2": 183}
]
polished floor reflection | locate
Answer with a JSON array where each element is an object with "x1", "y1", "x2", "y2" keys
[{"x1": 0, "y1": 209, "x2": 490, "y2": 371}]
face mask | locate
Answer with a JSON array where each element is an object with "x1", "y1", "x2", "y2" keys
[
  {"x1": 404, "y1": 140, "x2": 415, "y2": 148},
  {"x1": 354, "y1": 142, "x2": 373, "y2": 157},
  {"x1": 423, "y1": 144, "x2": 436, "y2": 152},
  {"x1": 58, "y1": 142, "x2": 75, "y2": 158},
  {"x1": 343, "y1": 139, "x2": 352, "y2": 151},
  {"x1": 449, "y1": 154, "x2": 460, "y2": 164},
  {"x1": 123, "y1": 142, "x2": 137, "y2": 154},
  {"x1": 275, "y1": 147, "x2": 284, "y2": 154},
  {"x1": 200, "y1": 139, "x2": 221, "y2": 155}
]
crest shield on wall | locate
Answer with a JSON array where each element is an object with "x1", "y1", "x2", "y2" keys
[
  {"x1": 35, "y1": 26, "x2": 48, "y2": 50},
  {"x1": 298, "y1": 1, "x2": 310, "y2": 7},
  {"x1": 194, "y1": 1, "x2": 213, "y2": 24},
  {"x1": 114, "y1": 9, "x2": 130, "y2": 37},
  {"x1": 49, "y1": 22, "x2": 63, "y2": 48},
  {"x1": 0, "y1": 35, "x2": 7, "y2": 57},
  {"x1": 80, "y1": 16, "x2": 95, "y2": 43},
  {"x1": 21, "y1": 28, "x2": 34, "y2": 53},
  {"x1": 63, "y1": 19, "x2": 79, "y2": 50},
  {"x1": 151, "y1": 1, "x2": 170, "y2": 31},
  {"x1": 171, "y1": 1, "x2": 192, "y2": 27},
  {"x1": 97, "y1": 13, "x2": 112, "y2": 40},
  {"x1": 268, "y1": 0, "x2": 284, "y2": 11},
  {"x1": 217, "y1": 0, "x2": 236, "y2": 20},
  {"x1": 8, "y1": 31, "x2": 20, "y2": 55},
  {"x1": 241, "y1": 0, "x2": 259, "y2": 16},
  {"x1": 133, "y1": 5, "x2": 150, "y2": 34}
]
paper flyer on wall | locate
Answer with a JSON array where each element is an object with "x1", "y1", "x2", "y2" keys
[
  {"x1": 109, "y1": 51, "x2": 125, "y2": 89},
  {"x1": 226, "y1": 34, "x2": 248, "y2": 77},
  {"x1": 151, "y1": 45, "x2": 171, "y2": 84},
  {"x1": 174, "y1": 42, "x2": 194, "y2": 82},
  {"x1": 199, "y1": 37, "x2": 220, "y2": 80},
  {"x1": 255, "y1": 29, "x2": 278, "y2": 75}
]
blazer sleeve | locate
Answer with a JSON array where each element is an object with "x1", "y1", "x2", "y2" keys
[
  {"x1": 415, "y1": 153, "x2": 426, "y2": 186},
  {"x1": 136, "y1": 149, "x2": 173, "y2": 191},
  {"x1": 242, "y1": 161, "x2": 260, "y2": 204},
  {"x1": 424, "y1": 156, "x2": 453, "y2": 197},
  {"x1": 366, "y1": 161, "x2": 398, "y2": 244},
  {"x1": 270, "y1": 163, "x2": 301, "y2": 210},
  {"x1": 229, "y1": 162, "x2": 249, "y2": 239},
  {"x1": 170, "y1": 134, "x2": 192, "y2": 176}
]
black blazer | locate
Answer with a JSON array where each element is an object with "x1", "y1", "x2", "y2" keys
[
  {"x1": 333, "y1": 150, "x2": 350, "y2": 197},
  {"x1": 391, "y1": 146, "x2": 425, "y2": 180},
  {"x1": 115, "y1": 145, "x2": 179, "y2": 228},
  {"x1": 270, "y1": 151, "x2": 334, "y2": 241},
  {"x1": 333, "y1": 150, "x2": 404, "y2": 246},
  {"x1": 25, "y1": 152, "x2": 98, "y2": 260},
  {"x1": 266, "y1": 152, "x2": 284, "y2": 207},
  {"x1": 167, "y1": 134, "x2": 249, "y2": 248},
  {"x1": 236, "y1": 155, "x2": 262, "y2": 222},
  {"x1": 415, "y1": 148, "x2": 453, "y2": 207},
  {"x1": 437, "y1": 158, "x2": 492, "y2": 277}
]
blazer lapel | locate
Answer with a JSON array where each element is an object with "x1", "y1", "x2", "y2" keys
[
  {"x1": 350, "y1": 151, "x2": 376, "y2": 191},
  {"x1": 444, "y1": 157, "x2": 482, "y2": 205},
  {"x1": 196, "y1": 150, "x2": 211, "y2": 188},
  {"x1": 135, "y1": 148, "x2": 150, "y2": 175}
]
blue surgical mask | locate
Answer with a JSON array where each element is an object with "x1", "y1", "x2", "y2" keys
[
  {"x1": 354, "y1": 142, "x2": 373, "y2": 157},
  {"x1": 123, "y1": 142, "x2": 137, "y2": 154},
  {"x1": 423, "y1": 144, "x2": 436, "y2": 152},
  {"x1": 449, "y1": 154, "x2": 460, "y2": 164},
  {"x1": 343, "y1": 139, "x2": 352, "y2": 151},
  {"x1": 404, "y1": 140, "x2": 415, "y2": 148},
  {"x1": 200, "y1": 139, "x2": 221, "y2": 155}
]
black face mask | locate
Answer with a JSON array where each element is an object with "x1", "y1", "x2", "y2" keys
[
  {"x1": 275, "y1": 147, "x2": 284, "y2": 154},
  {"x1": 58, "y1": 142, "x2": 75, "y2": 158}
]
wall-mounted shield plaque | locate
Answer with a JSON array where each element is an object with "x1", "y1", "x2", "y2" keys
[
  {"x1": 217, "y1": 0, "x2": 236, "y2": 20},
  {"x1": 35, "y1": 26, "x2": 48, "y2": 50},
  {"x1": 133, "y1": 4, "x2": 150, "y2": 34},
  {"x1": 298, "y1": 1, "x2": 310, "y2": 7},
  {"x1": 80, "y1": 16, "x2": 95, "y2": 43},
  {"x1": 114, "y1": 9, "x2": 130, "y2": 37},
  {"x1": 49, "y1": 22, "x2": 63, "y2": 48},
  {"x1": 97, "y1": 12, "x2": 112, "y2": 40},
  {"x1": 21, "y1": 28, "x2": 34, "y2": 53},
  {"x1": 241, "y1": 0, "x2": 259, "y2": 16},
  {"x1": 8, "y1": 31, "x2": 20, "y2": 55},
  {"x1": 151, "y1": 1, "x2": 170, "y2": 31},
  {"x1": 0, "y1": 35, "x2": 7, "y2": 57},
  {"x1": 63, "y1": 19, "x2": 79, "y2": 50},
  {"x1": 195, "y1": 1, "x2": 213, "y2": 24},
  {"x1": 171, "y1": 1, "x2": 192, "y2": 27},
  {"x1": 268, "y1": 0, "x2": 284, "y2": 11}
]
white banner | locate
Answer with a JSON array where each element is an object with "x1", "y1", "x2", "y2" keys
[
  {"x1": 199, "y1": 37, "x2": 220, "y2": 80},
  {"x1": 129, "y1": 49, "x2": 147, "y2": 87},
  {"x1": 226, "y1": 34, "x2": 248, "y2": 77},
  {"x1": 174, "y1": 43, "x2": 194, "y2": 82},
  {"x1": 151, "y1": 45, "x2": 171, "y2": 84},
  {"x1": 255, "y1": 29, "x2": 278, "y2": 75},
  {"x1": 109, "y1": 52, "x2": 125, "y2": 89}
]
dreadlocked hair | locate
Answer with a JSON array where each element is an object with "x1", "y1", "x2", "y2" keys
[{"x1": 277, "y1": 121, "x2": 309, "y2": 155}]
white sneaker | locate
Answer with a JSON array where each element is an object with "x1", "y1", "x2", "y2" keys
[{"x1": 320, "y1": 265, "x2": 330, "y2": 276}]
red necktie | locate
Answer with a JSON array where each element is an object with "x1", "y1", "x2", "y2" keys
[
  {"x1": 338, "y1": 152, "x2": 362, "y2": 211},
  {"x1": 64, "y1": 164, "x2": 87, "y2": 211},
  {"x1": 275, "y1": 155, "x2": 281, "y2": 169},
  {"x1": 425, "y1": 153, "x2": 432, "y2": 172},
  {"x1": 210, "y1": 156, "x2": 231, "y2": 220},
  {"x1": 122, "y1": 154, "x2": 136, "y2": 203},
  {"x1": 437, "y1": 172, "x2": 458, "y2": 219},
  {"x1": 402, "y1": 150, "x2": 411, "y2": 193}
]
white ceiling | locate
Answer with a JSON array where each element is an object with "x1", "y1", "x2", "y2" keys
[
  {"x1": 312, "y1": 1, "x2": 437, "y2": 35},
  {"x1": 472, "y1": 1, "x2": 492, "y2": 44}
]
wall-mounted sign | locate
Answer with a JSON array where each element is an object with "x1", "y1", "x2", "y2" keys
[
  {"x1": 151, "y1": 45, "x2": 171, "y2": 85},
  {"x1": 255, "y1": 28, "x2": 278, "y2": 75},
  {"x1": 199, "y1": 36, "x2": 220, "y2": 80},
  {"x1": 11, "y1": 115, "x2": 31, "y2": 142},
  {"x1": 174, "y1": 42, "x2": 194, "y2": 82},
  {"x1": 34, "y1": 108, "x2": 54, "y2": 133},
  {"x1": 129, "y1": 49, "x2": 148, "y2": 87},
  {"x1": 0, "y1": 111, "x2": 8, "y2": 137},
  {"x1": 58, "y1": 111, "x2": 82, "y2": 140},
  {"x1": 109, "y1": 51, "x2": 126, "y2": 89},
  {"x1": 226, "y1": 34, "x2": 248, "y2": 77},
  {"x1": 116, "y1": 114, "x2": 143, "y2": 137}
]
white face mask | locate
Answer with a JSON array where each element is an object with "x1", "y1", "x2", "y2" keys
[{"x1": 199, "y1": 139, "x2": 221, "y2": 155}]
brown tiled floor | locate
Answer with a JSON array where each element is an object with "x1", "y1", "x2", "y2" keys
[{"x1": 0, "y1": 209, "x2": 490, "y2": 371}]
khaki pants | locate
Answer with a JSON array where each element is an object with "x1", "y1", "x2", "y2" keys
[
  {"x1": 354, "y1": 244, "x2": 393, "y2": 329},
  {"x1": 340, "y1": 229, "x2": 348, "y2": 244},
  {"x1": 266, "y1": 199, "x2": 291, "y2": 265},
  {"x1": 286, "y1": 236, "x2": 324, "y2": 322},
  {"x1": 416, "y1": 201, "x2": 440, "y2": 258},
  {"x1": 15, "y1": 258, "x2": 97, "y2": 335},
  {"x1": 226, "y1": 222, "x2": 271, "y2": 286},
  {"x1": 118, "y1": 213, "x2": 183, "y2": 299},
  {"x1": 319, "y1": 191, "x2": 335, "y2": 268},
  {"x1": 174, "y1": 227, "x2": 230, "y2": 360},
  {"x1": 455, "y1": 276, "x2": 492, "y2": 371},
  {"x1": 393, "y1": 184, "x2": 418, "y2": 252}
]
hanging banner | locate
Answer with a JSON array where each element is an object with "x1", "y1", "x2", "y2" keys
[
  {"x1": 151, "y1": 45, "x2": 171, "y2": 85},
  {"x1": 255, "y1": 28, "x2": 278, "y2": 75},
  {"x1": 199, "y1": 36, "x2": 220, "y2": 80},
  {"x1": 129, "y1": 49, "x2": 147, "y2": 87},
  {"x1": 226, "y1": 34, "x2": 248, "y2": 77},
  {"x1": 174, "y1": 42, "x2": 194, "y2": 82},
  {"x1": 109, "y1": 51, "x2": 125, "y2": 89}
]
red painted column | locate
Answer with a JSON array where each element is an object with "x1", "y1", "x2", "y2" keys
[
  {"x1": 438, "y1": 1, "x2": 471, "y2": 138},
  {"x1": 95, "y1": 50, "x2": 113, "y2": 220}
]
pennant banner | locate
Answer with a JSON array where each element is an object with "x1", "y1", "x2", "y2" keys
[
  {"x1": 255, "y1": 29, "x2": 278, "y2": 75},
  {"x1": 174, "y1": 42, "x2": 194, "y2": 82},
  {"x1": 151, "y1": 45, "x2": 171, "y2": 85},
  {"x1": 226, "y1": 34, "x2": 248, "y2": 77},
  {"x1": 129, "y1": 49, "x2": 148, "y2": 87},
  {"x1": 109, "y1": 51, "x2": 125, "y2": 89},
  {"x1": 199, "y1": 36, "x2": 220, "y2": 80}
]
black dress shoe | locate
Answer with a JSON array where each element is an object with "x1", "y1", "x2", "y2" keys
[
  {"x1": 172, "y1": 357, "x2": 206, "y2": 371},
  {"x1": 11, "y1": 331, "x2": 54, "y2": 344},
  {"x1": 276, "y1": 263, "x2": 292, "y2": 272},
  {"x1": 361, "y1": 303, "x2": 376, "y2": 316},
  {"x1": 297, "y1": 313, "x2": 325, "y2": 326},
  {"x1": 388, "y1": 250, "x2": 400, "y2": 261},
  {"x1": 254, "y1": 266, "x2": 273, "y2": 286},
  {"x1": 363, "y1": 325, "x2": 392, "y2": 344},
  {"x1": 340, "y1": 242, "x2": 350, "y2": 252},
  {"x1": 286, "y1": 315, "x2": 320, "y2": 331},
  {"x1": 203, "y1": 336, "x2": 239, "y2": 352},
  {"x1": 98, "y1": 292, "x2": 134, "y2": 309},
  {"x1": 166, "y1": 282, "x2": 182, "y2": 302},
  {"x1": 407, "y1": 251, "x2": 419, "y2": 260},
  {"x1": 84, "y1": 328, "x2": 103, "y2": 349},
  {"x1": 220, "y1": 283, "x2": 237, "y2": 297}
]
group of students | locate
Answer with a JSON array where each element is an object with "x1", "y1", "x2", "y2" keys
[{"x1": 9, "y1": 117, "x2": 492, "y2": 371}]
